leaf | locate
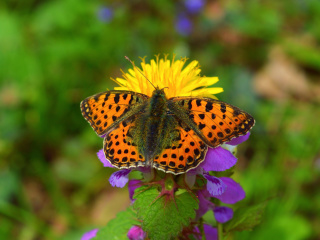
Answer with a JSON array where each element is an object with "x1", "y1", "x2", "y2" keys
[
  {"x1": 94, "y1": 206, "x2": 139, "y2": 240},
  {"x1": 133, "y1": 186, "x2": 198, "y2": 240},
  {"x1": 224, "y1": 201, "x2": 268, "y2": 232}
]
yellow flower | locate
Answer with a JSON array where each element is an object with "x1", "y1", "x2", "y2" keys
[{"x1": 113, "y1": 55, "x2": 223, "y2": 99}]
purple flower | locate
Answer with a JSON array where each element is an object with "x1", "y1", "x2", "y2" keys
[
  {"x1": 203, "y1": 224, "x2": 218, "y2": 240},
  {"x1": 97, "y1": 149, "x2": 132, "y2": 188},
  {"x1": 213, "y1": 206, "x2": 233, "y2": 223},
  {"x1": 227, "y1": 132, "x2": 251, "y2": 146},
  {"x1": 185, "y1": 169, "x2": 229, "y2": 198},
  {"x1": 184, "y1": 0, "x2": 205, "y2": 14},
  {"x1": 81, "y1": 229, "x2": 98, "y2": 240},
  {"x1": 185, "y1": 132, "x2": 251, "y2": 195},
  {"x1": 97, "y1": 149, "x2": 114, "y2": 168},
  {"x1": 109, "y1": 169, "x2": 131, "y2": 188},
  {"x1": 196, "y1": 189, "x2": 214, "y2": 220},
  {"x1": 212, "y1": 177, "x2": 245, "y2": 204},
  {"x1": 128, "y1": 179, "x2": 142, "y2": 202},
  {"x1": 194, "y1": 224, "x2": 217, "y2": 240},
  {"x1": 200, "y1": 132, "x2": 251, "y2": 172},
  {"x1": 127, "y1": 226, "x2": 146, "y2": 240},
  {"x1": 200, "y1": 146, "x2": 237, "y2": 172},
  {"x1": 97, "y1": 7, "x2": 113, "y2": 23},
  {"x1": 203, "y1": 173, "x2": 227, "y2": 196},
  {"x1": 196, "y1": 189, "x2": 234, "y2": 223},
  {"x1": 175, "y1": 14, "x2": 192, "y2": 36},
  {"x1": 196, "y1": 178, "x2": 245, "y2": 223}
]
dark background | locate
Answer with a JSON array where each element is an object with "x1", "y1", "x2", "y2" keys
[{"x1": 1, "y1": 0, "x2": 320, "y2": 239}]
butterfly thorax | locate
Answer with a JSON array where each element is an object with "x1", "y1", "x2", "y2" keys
[{"x1": 132, "y1": 89, "x2": 177, "y2": 164}]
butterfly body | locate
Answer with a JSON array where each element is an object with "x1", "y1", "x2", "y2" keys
[
  {"x1": 132, "y1": 89, "x2": 175, "y2": 163},
  {"x1": 81, "y1": 88, "x2": 255, "y2": 174}
]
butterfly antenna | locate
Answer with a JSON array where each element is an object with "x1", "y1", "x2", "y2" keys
[{"x1": 125, "y1": 56, "x2": 157, "y2": 89}]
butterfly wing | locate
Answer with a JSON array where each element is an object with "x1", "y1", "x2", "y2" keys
[
  {"x1": 152, "y1": 118, "x2": 208, "y2": 174},
  {"x1": 168, "y1": 97, "x2": 255, "y2": 148},
  {"x1": 80, "y1": 91, "x2": 149, "y2": 136},
  {"x1": 103, "y1": 116, "x2": 147, "y2": 169}
]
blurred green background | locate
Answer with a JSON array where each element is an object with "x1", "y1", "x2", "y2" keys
[{"x1": 1, "y1": 0, "x2": 320, "y2": 239}]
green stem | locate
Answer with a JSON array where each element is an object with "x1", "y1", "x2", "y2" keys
[
  {"x1": 218, "y1": 222, "x2": 223, "y2": 240},
  {"x1": 199, "y1": 218, "x2": 206, "y2": 240}
]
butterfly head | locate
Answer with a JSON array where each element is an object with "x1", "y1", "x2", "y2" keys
[{"x1": 151, "y1": 87, "x2": 169, "y2": 99}]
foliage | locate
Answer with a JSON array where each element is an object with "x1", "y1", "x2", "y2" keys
[
  {"x1": 94, "y1": 207, "x2": 139, "y2": 240},
  {"x1": 133, "y1": 186, "x2": 198, "y2": 240}
]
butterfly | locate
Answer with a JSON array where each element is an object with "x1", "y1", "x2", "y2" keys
[{"x1": 80, "y1": 88, "x2": 254, "y2": 175}]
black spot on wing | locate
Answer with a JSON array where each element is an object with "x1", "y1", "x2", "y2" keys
[{"x1": 114, "y1": 94, "x2": 120, "y2": 104}]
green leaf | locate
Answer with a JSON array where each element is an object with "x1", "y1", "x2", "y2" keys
[
  {"x1": 94, "y1": 206, "x2": 139, "y2": 240},
  {"x1": 224, "y1": 201, "x2": 268, "y2": 232},
  {"x1": 133, "y1": 186, "x2": 198, "y2": 240}
]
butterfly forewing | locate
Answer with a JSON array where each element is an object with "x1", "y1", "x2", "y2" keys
[
  {"x1": 169, "y1": 97, "x2": 255, "y2": 148},
  {"x1": 80, "y1": 91, "x2": 149, "y2": 136}
]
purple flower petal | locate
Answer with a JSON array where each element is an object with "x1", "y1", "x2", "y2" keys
[
  {"x1": 196, "y1": 189, "x2": 214, "y2": 220},
  {"x1": 213, "y1": 177, "x2": 245, "y2": 204},
  {"x1": 227, "y1": 132, "x2": 251, "y2": 146},
  {"x1": 97, "y1": 149, "x2": 114, "y2": 168},
  {"x1": 203, "y1": 173, "x2": 226, "y2": 196},
  {"x1": 194, "y1": 224, "x2": 217, "y2": 240},
  {"x1": 213, "y1": 206, "x2": 233, "y2": 223},
  {"x1": 203, "y1": 224, "x2": 218, "y2": 240},
  {"x1": 128, "y1": 179, "x2": 142, "y2": 202},
  {"x1": 200, "y1": 147, "x2": 237, "y2": 172},
  {"x1": 127, "y1": 225, "x2": 146, "y2": 240},
  {"x1": 97, "y1": 7, "x2": 113, "y2": 23},
  {"x1": 81, "y1": 229, "x2": 98, "y2": 240},
  {"x1": 175, "y1": 14, "x2": 192, "y2": 36},
  {"x1": 185, "y1": 0, "x2": 205, "y2": 14},
  {"x1": 109, "y1": 169, "x2": 131, "y2": 188}
]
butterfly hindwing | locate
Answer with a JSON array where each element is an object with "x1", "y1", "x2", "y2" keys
[
  {"x1": 80, "y1": 91, "x2": 149, "y2": 136},
  {"x1": 153, "y1": 119, "x2": 208, "y2": 174},
  {"x1": 169, "y1": 97, "x2": 255, "y2": 148},
  {"x1": 104, "y1": 117, "x2": 146, "y2": 169}
]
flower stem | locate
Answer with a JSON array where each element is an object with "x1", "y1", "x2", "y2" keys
[
  {"x1": 218, "y1": 222, "x2": 223, "y2": 240},
  {"x1": 199, "y1": 218, "x2": 206, "y2": 240}
]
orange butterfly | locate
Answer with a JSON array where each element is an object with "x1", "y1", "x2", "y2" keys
[{"x1": 80, "y1": 87, "x2": 254, "y2": 175}]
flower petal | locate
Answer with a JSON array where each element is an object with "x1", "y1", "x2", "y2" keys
[
  {"x1": 128, "y1": 179, "x2": 142, "y2": 202},
  {"x1": 175, "y1": 14, "x2": 192, "y2": 36},
  {"x1": 97, "y1": 7, "x2": 113, "y2": 23},
  {"x1": 201, "y1": 147, "x2": 237, "y2": 172},
  {"x1": 213, "y1": 206, "x2": 234, "y2": 223},
  {"x1": 194, "y1": 224, "x2": 218, "y2": 240},
  {"x1": 203, "y1": 173, "x2": 226, "y2": 196},
  {"x1": 213, "y1": 177, "x2": 245, "y2": 204},
  {"x1": 227, "y1": 132, "x2": 251, "y2": 146},
  {"x1": 97, "y1": 149, "x2": 114, "y2": 168},
  {"x1": 222, "y1": 144, "x2": 237, "y2": 155},
  {"x1": 185, "y1": 0, "x2": 205, "y2": 14},
  {"x1": 81, "y1": 229, "x2": 98, "y2": 240},
  {"x1": 196, "y1": 189, "x2": 214, "y2": 220},
  {"x1": 127, "y1": 225, "x2": 146, "y2": 240},
  {"x1": 204, "y1": 224, "x2": 218, "y2": 240},
  {"x1": 109, "y1": 169, "x2": 131, "y2": 188}
]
